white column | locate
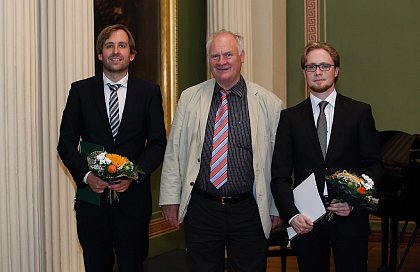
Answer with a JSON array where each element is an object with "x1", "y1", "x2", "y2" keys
[
  {"x1": 251, "y1": 0, "x2": 287, "y2": 103},
  {"x1": 0, "y1": 0, "x2": 94, "y2": 271},
  {"x1": 207, "y1": 0, "x2": 254, "y2": 80}
]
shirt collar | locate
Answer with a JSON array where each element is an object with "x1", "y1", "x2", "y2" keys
[
  {"x1": 103, "y1": 73, "x2": 129, "y2": 88},
  {"x1": 310, "y1": 89, "x2": 337, "y2": 111},
  {"x1": 214, "y1": 76, "x2": 246, "y2": 97}
]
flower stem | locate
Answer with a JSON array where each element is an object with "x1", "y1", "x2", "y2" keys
[{"x1": 326, "y1": 210, "x2": 334, "y2": 221}]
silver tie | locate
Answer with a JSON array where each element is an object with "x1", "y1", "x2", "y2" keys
[
  {"x1": 108, "y1": 83, "x2": 123, "y2": 141},
  {"x1": 317, "y1": 101, "x2": 328, "y2": 159}
]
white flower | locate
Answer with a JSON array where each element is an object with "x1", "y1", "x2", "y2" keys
[
  {"x1": 96, "y1": 152, "x2": 111, "y2": 165},
  {"x1": 362, "y1": 174, "x2": 373, "y2": 184},
  {"x1": 361, "y1": 174, "x2": 374, "y2": 190},
  {"x1": 96, "y1": 152, "x2": 106, "y2": 160},
  {"x1": 91, "y1": 165, "x2": 103, "y2": 171}
]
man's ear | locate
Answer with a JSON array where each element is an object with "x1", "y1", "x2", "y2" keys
[
  {"x1": 302, "y1": 69, "x2": 307, "y2": 80},
  {"x1": 334, "y1": 67, "x2": 340, "y2": 78}
]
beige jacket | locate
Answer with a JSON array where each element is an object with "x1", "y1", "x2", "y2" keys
[{"x1": 159, "y1": 78, "x2": 283, "y2": 238}]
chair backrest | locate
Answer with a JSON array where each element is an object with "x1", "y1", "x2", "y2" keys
[{"x1": 380, "y1": 130, "x2": 416, "y2": 169}]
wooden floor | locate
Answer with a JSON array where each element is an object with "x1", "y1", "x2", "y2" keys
[
  {"x1": 143, "y1": 239, "x2": 420, "y2": 272},
  {"x1": 144, "y1": 223, "x2": 420, "y2": 272},
  {"x1": 267, "y1": 237, "x2": 420, "y2": 272}
]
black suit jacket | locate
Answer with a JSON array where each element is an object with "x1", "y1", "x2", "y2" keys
[
  {"x1": 57, "y1": 75, "x2": 166, "y2": 217},
  {"x1": 271, "y1": 93, "x2": 382, "y2": 236}
]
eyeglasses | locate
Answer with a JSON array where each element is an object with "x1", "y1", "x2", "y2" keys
[{"x1": 304, "y1": 63, "x2": 335, "y2": 72}]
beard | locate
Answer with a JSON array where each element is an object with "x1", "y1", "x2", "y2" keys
[
  {"x1": 102, "y1": 54, "x2": 131, "y2": 74},
  {"x1": 307, "y1": 79, "x2": 334, "y2": 94}
]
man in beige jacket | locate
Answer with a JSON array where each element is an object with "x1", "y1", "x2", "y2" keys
[{"x1": 159, "y1": 30, "x2": 283, "y2": 272}]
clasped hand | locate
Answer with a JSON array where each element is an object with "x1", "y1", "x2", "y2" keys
[
  {"x1": 291, "y1": 199, "x2": 352, "y2": 234},
  {"x1": 290, "y1": 214, "x2": 314, "y2": 235},
  {"x1": 87, "y1": 172, "x2": 133, "y2": 193},
  {"x1": 326, "y1": 199, "x2": 352, "y2": 217}
]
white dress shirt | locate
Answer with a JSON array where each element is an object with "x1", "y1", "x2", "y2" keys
[
  {"x1": 310, "y1": 90, "x2": 337, "y2": 196},
  {"x1": 103, "y1": 73, "x2": 129, "y2": 122}
]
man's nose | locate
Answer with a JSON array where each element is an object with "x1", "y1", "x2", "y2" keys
[{"x1": 217, "y1": 55, "x2": 228, "y2": 64}]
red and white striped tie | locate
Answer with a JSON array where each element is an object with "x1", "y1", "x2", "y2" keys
[{"x1": 210, "y1": 89, "x2": 229, "y2": 189}]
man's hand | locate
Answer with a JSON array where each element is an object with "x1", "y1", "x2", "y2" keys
[
  {"x1": 161, "y1": 204, "x2": 180, "y2": 229},
  {"x1": 86, "y1": 173, "x2": 109, "y2": 193},
  {"x1": 327, "y1": 199, "x2": 352, "y2": 217},
  {"x1": 290, "y1": 214, "x2": 314, "y2": 235},
  {"x1": 270, "y1": 215, "x2": 282, "y2": 229},
  {"x1": 108, "y1": 179, "x2": 133, "y2": 193}
]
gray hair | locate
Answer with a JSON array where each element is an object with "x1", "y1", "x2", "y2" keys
[{"x1": 206, "y1": 29, "x2": 244, "y2": 55}]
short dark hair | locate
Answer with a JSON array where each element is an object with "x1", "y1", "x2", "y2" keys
[{"x1": 96, "y1": 24, "x2": 137, "y2": 55}]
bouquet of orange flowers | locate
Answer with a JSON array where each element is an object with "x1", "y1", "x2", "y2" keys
[
  {"x1": 325, "y1": 170, "x2": 378, "y2": 220},
  {"x1": 87, "y1": 151, "x2": 143, "y2": 203}
]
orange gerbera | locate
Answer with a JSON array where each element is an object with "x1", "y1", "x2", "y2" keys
[
  {"x1": 107, "y1": 164, "x2": 117, "y2": 174},
  {"x1": 106, "y1": 153, "x2": 129, "y2": 168}
]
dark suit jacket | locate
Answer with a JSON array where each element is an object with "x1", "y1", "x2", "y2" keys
[
  {"x1": 271, "y1": 93, "x2": 382, "y2": 236},
  {"x1": 57, "y1": 75, "x2": 166, "y2": 217}
]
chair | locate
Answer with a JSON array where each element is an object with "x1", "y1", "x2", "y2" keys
[
  {"x1": 268, "y1": 225, "x2": 296, "y2": 272},
  {"x1": 398, "y1": 220, "x2": 419, "y2": 271}
]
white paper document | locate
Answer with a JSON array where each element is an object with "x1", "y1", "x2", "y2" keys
[{"x1": 287, "y1": 173, "x2": 326, "y2": 240}]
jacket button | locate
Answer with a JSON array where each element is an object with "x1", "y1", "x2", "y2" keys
[
  {"x1": 197, "y1": 158, "x2": 200, "y2": 163},
  {"x1": 190, "y1": 182, "x2": 195, "y2": 186}
]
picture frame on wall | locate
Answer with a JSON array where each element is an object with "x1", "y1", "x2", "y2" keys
[{"x1": 94, "y1": 0, "x2": 177, "y2": 131}]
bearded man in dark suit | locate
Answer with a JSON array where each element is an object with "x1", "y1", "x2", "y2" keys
[
  {"x1": 271, "y1": 42, "x2": 382, "y2": 272},
  {"x1": 57, "y1": 24, "x2": 166, "y2": 272}
]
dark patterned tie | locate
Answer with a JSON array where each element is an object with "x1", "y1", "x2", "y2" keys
[
  {"x1": 210, "y1": 89, "x2": 229, "y2": 189},
  {"x1": 317, "y1": 101, "x2": 328, "y2": 159},
  {"x1": 108, "y1": 83, "x2": 123, "y2": 141}
]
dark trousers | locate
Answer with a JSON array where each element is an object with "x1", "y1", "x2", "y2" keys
[
  {"x1": 184, "y1": 191, "x2": 268, "y2": 272},
  {"x1": 75, "y1": 199, "x2": 149, "y2": 272},
  {"x1": 291, "y1": 216, "x2": 368, "y2": 272}
]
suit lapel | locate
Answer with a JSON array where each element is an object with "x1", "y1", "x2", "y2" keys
[
  {"x1": 118, "y1": 77, "x2": 134, "y2": 136},
  {"x1": 325, "y1": 93, "x2": 345, "y2": 162},
  {"x1": 247, "y1": 85, "x2": 259, "y2": 149},
  {"x1": 198, "y1": 80, "x2": 215, "y2": 142},
  {"x1": 91, "y1": 77, "x2": 114, "y2": 138},
  {"x1": 300, "y1": 98, "x2": 324, "y2": 160}
]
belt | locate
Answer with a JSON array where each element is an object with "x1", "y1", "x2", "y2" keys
[{"x1": 193, "y1": 189, "x2": 252, "y2": 204}]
